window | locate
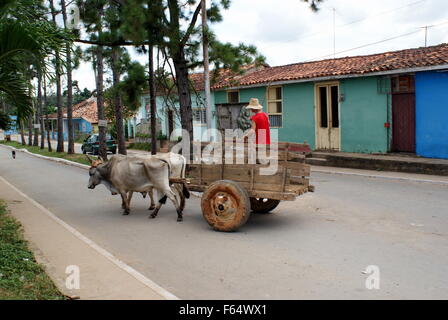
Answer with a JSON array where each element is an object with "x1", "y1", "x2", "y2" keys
[
  {"x1": 391, "y1": 75, "x2": 415, "y2": 93},
  {"x1": 193, "y1": 108, "x2": 207, "y2": 124},
  {"x1": 267, "y1": 86, "x2": 283, "y2": 127},
  {"x1": 227, "y1": 90, "x2": 240, "y2": 104}
]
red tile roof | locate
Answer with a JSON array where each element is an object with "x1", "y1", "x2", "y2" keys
[
  {"x1": 48, "y1": 97, "x2": 99, "y2": 123},
  {"x1": 212, "y1": 43, "x2": 448, "y2": 89}
]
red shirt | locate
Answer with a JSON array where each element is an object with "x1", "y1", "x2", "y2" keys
[{"x1": 251, "y1": 112, "x2": 271, "y2": 144}]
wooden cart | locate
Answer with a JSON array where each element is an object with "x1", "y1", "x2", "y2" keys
[{"x1": 185, "y1": 141, "x2": 314, "y2": 232}]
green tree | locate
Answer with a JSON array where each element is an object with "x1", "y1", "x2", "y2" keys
[
  {"x1": 77, "y1": 0, "x2": 108, "y2": 160},
  {"x1": 0, "y1": 0, "x2": 67, "y2": 141}
]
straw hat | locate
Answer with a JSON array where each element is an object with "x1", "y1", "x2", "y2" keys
[{"x1": 245, "y1": 98, "x2": 263, "y2": 110}]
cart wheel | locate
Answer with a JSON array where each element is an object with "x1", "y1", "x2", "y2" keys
[
  {"x1": 250, "y1": 198, "x2": 280, "y2": 214},
  {"x1": 201, "y1": 180, "x2": 251, "y2": 232}
]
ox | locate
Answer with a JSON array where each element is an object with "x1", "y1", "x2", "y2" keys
[
  {"x1": 87, "y1": 154, "x2": 189, "y2": 221},
  {"x1": 126, "y1": 152, "x2": 189, "y2": 213}
]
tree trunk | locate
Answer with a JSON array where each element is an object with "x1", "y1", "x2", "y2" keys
[
  {"x1": 20, "y1": 120, "x2": 25, "y2": 145},
  {"x1": 167, "y1": 0, "x2": 194, "y2": 150},
  {"x1": 61, "y1": 0, "x2": 74, "y2": 154},
  {"x1": 173, "y1": 51, "x2": 194, "y2": 144},
  {"x1": 111, "y1": 46, "x2": 126, "y2": 155},
  {"x1": 50, "y1": 0, "x2": 64, "y2": 152},
  {"x1": 148, "y1": 45, "x2": 157, "y2": 155},
  {"x1": 38, "y1": 74, "x2": 45, "y2": 149},
  {"x1": 96, "y1": 45, "x2": 108, "y2": 160},
  {"x1": 28, "y1": 113, "x2": 33, "y2": 146},
  {"x1": 43, "y1": 76, "x2": 51, "y2": 152}
]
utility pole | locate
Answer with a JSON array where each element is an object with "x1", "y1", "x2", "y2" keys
[
  {"x1": 421, "y1": 25, "x2": 433, "y2": 47},
  {"x1": 202, "y1": 0, "x2": 212, "y2": 141}
]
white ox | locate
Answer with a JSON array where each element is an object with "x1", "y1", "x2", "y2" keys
[{"x1": 86, "y1": 153, "x2": 189, "y2": 221}]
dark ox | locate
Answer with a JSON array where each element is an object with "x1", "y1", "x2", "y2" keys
[{"x1": 87, "y1": 155, "x2": 189, "y2": 221}]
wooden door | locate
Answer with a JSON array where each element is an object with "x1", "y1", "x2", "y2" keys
[
  {"x1": 392, "y1": 93, "x2": 415, "y2": 152},
  {"x1": 316, "y1": 83, "x2": 340, "y2": 150},
  {"x1": 391, "y1": 75, "x2": 415, "y2": 152}
]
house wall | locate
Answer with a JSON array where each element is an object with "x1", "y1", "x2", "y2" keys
[
  {"x1": 216, "y1": 76, "x2": 390, "y2": 153},
  {"x1": 339, "y1": 76, "x2": 389, "y2": 153},
  {"x1": 132, "y1": 91, "x2": 217, "y2": 142},
  {"x1": 415, "y1": 71, "x2": 448, "y2": 159}
]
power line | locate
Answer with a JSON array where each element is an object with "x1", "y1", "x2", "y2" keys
[
  {"x1": 260, "y1": 0, "x2": 428, "y2": 51},
  {"x1": 304, "y1": 20, "x2": 448, "y2": 62},
  {"x1": 305, "y1": 30, "x2": 422, "y2": 62}
]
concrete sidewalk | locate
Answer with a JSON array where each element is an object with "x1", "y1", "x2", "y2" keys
[
  {"x1": 307, "y1": 151, "x2": 448, "y2": 176},
  {"x1": 0, "y1": 176, "x2": 174, "y2": 300}
]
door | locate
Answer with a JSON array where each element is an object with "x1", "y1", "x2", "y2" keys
[
  {"x1": 316, "y1": 83, "x2": 340, "y2": 150},
  {"x1": 392, "y1": 75, "x2": 415, "y2": 152}
]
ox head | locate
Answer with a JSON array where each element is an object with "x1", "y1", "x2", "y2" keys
[{"x1": 86, "y1": 155, "x2": 105, "y2": 189}]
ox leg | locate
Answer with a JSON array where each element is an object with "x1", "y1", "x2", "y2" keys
[
  {"x1": 149, "y1": 190, "x2": 166, "y2": 219},
  {"x1": 163, "y1": 188, "x2": 183, "y2": 222},
  {"x1": 120, "y1": 191, "x2": 130, "y2": 215},
  {"x1": 148, "y1": 187, "x2": 156, "y2": 211},
  {"x1": 125, "y1": 191, "x2": 134, "y2": 209}
]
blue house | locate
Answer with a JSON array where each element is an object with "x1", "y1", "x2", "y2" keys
[
  {"x1": 415, "y1": 71, "x2": 448, "y2": 159},
  {"x1": 47, "y1": 97, "x2": 97, "y2": 141},
  {"x1": 4, "y1": 115, "x2": 18, "y2": 135}
]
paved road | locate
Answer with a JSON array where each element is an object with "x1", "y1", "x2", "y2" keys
[{"x1": 1, "y1": 145, "x2": 447, "y2": 299}]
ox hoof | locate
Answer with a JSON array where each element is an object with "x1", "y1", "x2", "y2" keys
[
  {"x1": 177, "y1": 217, "x2": 183, "y2": 222},
  {"x1": 123, "y1": 210, "x2": 130, "y2": 215},
  {"x1": 150, "y1": 214, "x2": 157, "y2": 219},
  {"x1": 148, "y1": 205, "x2": 156, "y2": 211}
]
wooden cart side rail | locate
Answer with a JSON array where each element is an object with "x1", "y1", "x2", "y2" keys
[
  {"x1": 187, "y1": 164, "x2": 310, "y2": 189},
  {"x1": 186, "y1": 183, "x2": 311, "y2": 201}
]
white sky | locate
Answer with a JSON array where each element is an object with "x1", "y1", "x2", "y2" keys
[{"x1": 72, "y1": 0, "x2": 448, "y2": 91}]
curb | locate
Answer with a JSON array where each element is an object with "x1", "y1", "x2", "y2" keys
[{"x1": 312, "y1": 167, "x2": 448, "y2": 185}]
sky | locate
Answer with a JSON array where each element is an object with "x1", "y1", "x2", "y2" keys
[{"x1": 71, "y1": 0, "x2": 448, "y2": 91}]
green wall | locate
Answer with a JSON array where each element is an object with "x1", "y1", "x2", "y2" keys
[
  {"x1": 214, "y1": 75, "x2": 390, "y2": 153},
  {"x1": 214, "y1": 84, "x2": 315, "y2": 148},
  {"x1": 280, "y1": 82, "x2": 316, "y2": 148},
  {"x1": 340, "y1": 77, "x2": 389, "y2": 153}
]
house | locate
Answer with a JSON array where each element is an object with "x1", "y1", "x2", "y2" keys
[
  {"x1": 211, "y1": 43, "x2": 448, "y2": 159},
  {"x1": 129, "y1": 43, "x2": 448, "y2": 159},
  {"x1": 47, "y1": 97, "x2": 98, "y2": 140},
  {"x1": 4, "y1": 115, "x2": 18, "y2": 135},
  {"x1": 128, "y1": 64, "x2": 269, "y2": 141}
]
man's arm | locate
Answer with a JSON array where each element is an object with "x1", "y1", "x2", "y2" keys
[{"x1": 243, "y1": 120, "x2": 257, "y2": 139}]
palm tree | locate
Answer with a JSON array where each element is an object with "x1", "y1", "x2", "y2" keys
[{"x1": 0, "y1": 0, "x2": 68, "y2": 140}]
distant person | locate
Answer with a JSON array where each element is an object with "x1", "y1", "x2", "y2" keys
[{"x1": 243, "y1": 98, "x2": 271, "y2": 145}]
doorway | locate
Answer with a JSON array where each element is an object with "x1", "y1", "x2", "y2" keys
[
  {"x1": 391, "y1": 75, "x2": 415, "y2": 153},
  {"x1": 315, "y1": 83, "x2": 340, "y2": 150}
]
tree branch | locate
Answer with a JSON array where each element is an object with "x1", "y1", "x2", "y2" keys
[
  {"x1": 180, "y1": 3, "x2": 202, "y2": 48},
  {"x1": 74, "y1": 38, "x2": 148, "y2": 47}
]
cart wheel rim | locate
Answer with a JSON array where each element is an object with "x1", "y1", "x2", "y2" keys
[{"x1": 212, "y1": 192, "x2": 238, "y2": 221}]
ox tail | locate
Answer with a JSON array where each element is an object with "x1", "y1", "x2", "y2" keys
[
  {"x1": 182, "y1": 182, "x2": 190, "y2": 199},
  {"x1": 180, "y1": 155, "x2": 190, "y2": 199}
]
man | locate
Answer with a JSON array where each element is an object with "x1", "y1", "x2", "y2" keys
[{"x1": 243, "y1": 98, "x2": 271, "y2": 145}]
